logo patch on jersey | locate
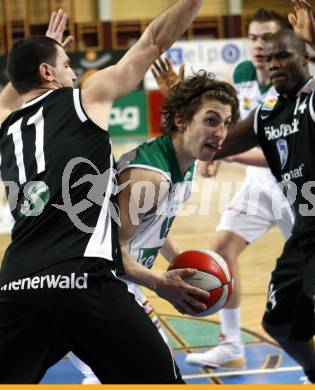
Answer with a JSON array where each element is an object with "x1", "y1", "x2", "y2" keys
[
  {"x1": 262, "y1": 97, "x2": 277, "y2": 109},
  {"x1": 242, "y1": 97, "x2": 251, "y2": 110},
  {"x1": 276, "y1": 139, "x2": 288, "y2": 169}
]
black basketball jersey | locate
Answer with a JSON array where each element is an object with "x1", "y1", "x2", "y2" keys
[
  {"x1": 0, "y1": 88, "x2": 123, "y2": 286},
  {"x1": 254, "y1": 77, "x2": 315, "y2": 232}
]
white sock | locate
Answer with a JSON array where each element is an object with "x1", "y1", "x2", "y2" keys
[{"x1": 219, "y1": 308, "x2": 241, "y2": 344}]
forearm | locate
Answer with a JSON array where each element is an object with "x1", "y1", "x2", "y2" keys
[
  {"x1": 214, "y1": 137, "x2": 254, "y2": 160},
  {"x1": 160, "y1": 235, "x2": 182, "y2": 263},
  {"x1": 147, "y1": 0, "x2": 202, "y2": 54},
  {"x1": 121, "y1": 247, "x2": 162, "y2": 291},
  {"x1": 214, "y1": 111, "x2": 259, "y2": 160},
  {"x1": 229, "y1": 149, "x2": 268, "y2": 167}
]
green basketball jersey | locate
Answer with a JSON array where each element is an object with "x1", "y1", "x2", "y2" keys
[
  {"x1": 117, "y1": 135, "x2": 195, "y2": 269},
  {"x1": 233, "y1": 60, "x2": 277, "y2": 120}
]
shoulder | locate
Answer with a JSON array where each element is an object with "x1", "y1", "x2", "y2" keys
[
  {"x1": 233, "y1": 60, "x2": 256, "y2": 84},
  {"x1": 117, "y1": 135, "x2": 173, "y2": 181},
  {"x1": 119, "y1": 166, "x2": 166, "y2": 188}
]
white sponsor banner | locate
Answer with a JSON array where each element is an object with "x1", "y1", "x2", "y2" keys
[{"x1": 144, "y1": 38, "x2": 250, "y2": 90}]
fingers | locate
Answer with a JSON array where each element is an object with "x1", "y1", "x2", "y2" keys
[
  {"x1": 299, "y1": 0, "x2": 312, "y2": 10},
  {"x1": 183, "y1": 283, "x2": 209, "y2": 299},
  {"x1": 151, "y1": 66, "x2": 159, "y2": 81},
  {"x1": 158, "y1": 57, "x2": 168, "y2": 72},
  {"x1": 288, "y1": 13, "x2": 297, "y2": 27},
  {"x1": 57, "y1": 13, "x2": 67, "y2": 35},
  {"x1": 172, "y1": 300, "x2": 204, "y2": 316},
  {"x1": 63, "y1": 35, "x2": 74, "y2": 49},
  {"x1": 152, "y1": 56, "x2": 182, "y2": 77},
  {"x1": 152, "y1": 58, "x2": 166, "y2": 77},
  {"x1": 173, "y1": 267, "x2": 196, "y2": 278},
  {"x1": 47, "y1": 11, "x2": 56, "y2": 34},
  {"x1": 290, "y1": 0, "x2": 312, "y2": 11},
  {"x1": 52, "y1": 9, "x2": 64, "y2": 33},
  {"x1": 184, "y1": 294, "x2": 207, "y2": 311}
]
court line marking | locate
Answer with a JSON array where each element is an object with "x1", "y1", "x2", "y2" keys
[{"x1": 183, "y1": 365, "x2": 302, "y2": 380}]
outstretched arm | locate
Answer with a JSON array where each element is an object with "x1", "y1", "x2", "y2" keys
[
  {"x1": 81, "y1": 0, "x2": 202, "y2": 123},
  {"x1": 224, "y1": 149, "x2": 268, "y2": 167},
  {"x1": 214, "y1": 110, "x2": 259, "y2": 160}
]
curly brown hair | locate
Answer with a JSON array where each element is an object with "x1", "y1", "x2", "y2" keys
[{"x1": 161, "y1": 71, "x2": 239, "y2": 134}]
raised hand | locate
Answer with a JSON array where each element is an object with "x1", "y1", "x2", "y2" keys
[
  {"x1": 46, "y1": 9, "x2": 74, "y2": 49},
  {"x1": 156, "y1": 268, "x2": 209, "y2": 315},
  {"x1": 288, "y1": 0, "x2": 315, "y2": 45},
  {"x1": 151, "y1": 57, "x2": 185, "y2": 96}
]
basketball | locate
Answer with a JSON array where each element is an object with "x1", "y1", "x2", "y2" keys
[{"x1": 169, "y1": 249, "x2": 233, "y2": 317}]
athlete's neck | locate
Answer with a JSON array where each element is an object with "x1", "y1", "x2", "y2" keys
[
  {"x1": 22, "y1": 85, "x2": 63, "y2": 104},
  {"x1": 256, "y1": 67, "x2": 270, "y2": 88},
  {"x1": 171, "y1": 134, "x2": 194, "y2": 175}
]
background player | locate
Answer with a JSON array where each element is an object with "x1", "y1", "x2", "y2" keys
[{"x1": 0, "y1": 0, "x2": 209, "y2": 384}]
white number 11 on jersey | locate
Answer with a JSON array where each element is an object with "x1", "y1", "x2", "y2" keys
[{"x1": 7, "y1": 106, "x2": 45, "y2": 185}]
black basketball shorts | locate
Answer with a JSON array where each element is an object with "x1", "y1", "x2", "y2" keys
[
  {"x1": 262, "y1": 232, "x2": 315, "y2": 341},
  {"x1": 0, "y1": 257, "x2": 183, "y2": 384}
]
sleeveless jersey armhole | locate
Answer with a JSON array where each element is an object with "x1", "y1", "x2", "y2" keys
[
  {"x1": 73, "y1": 89, "x2": 88, "y2": 123},
  {"x1": 253, "y1": 105, "x2": 261, "y2": 135},
  {"x1": 309, "y1": 91, "x2": 315, "y2": 122}
]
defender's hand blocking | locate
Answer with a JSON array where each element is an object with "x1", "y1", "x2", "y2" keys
[
  {"x1": 151, "y1": 57, "x2": 185, "y2": 97},
  {"x1": 288, "y1": 0, "x2": 315, "y2": 46},
  {"x1": 46, "y1": 9, "x2": 74, "y2": 49},
  {"x1": 156, "y1": 268, "x2": 210, "y2": 316}
]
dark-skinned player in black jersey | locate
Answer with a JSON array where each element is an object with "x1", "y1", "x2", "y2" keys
[{"x1": 210, "y1": 0, "x2": 315, "y2": 384}]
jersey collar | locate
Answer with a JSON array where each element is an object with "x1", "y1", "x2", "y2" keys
[{"x1": 21, "y1": 90, "x2": 54, "y2": 109}]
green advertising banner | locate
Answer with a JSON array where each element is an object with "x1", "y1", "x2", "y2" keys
[{"x1": 108, "y1": 91, "x2": 148, "y2": 137}]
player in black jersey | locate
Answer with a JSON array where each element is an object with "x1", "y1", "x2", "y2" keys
[
  {"x1": 0, "y1": 1, "x2": 210, "y2": 384},
  {"x1": 210, "y1": 0, "x2": 315, "y2": 383}
]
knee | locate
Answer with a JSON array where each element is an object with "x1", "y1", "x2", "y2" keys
[
  {"x1": 211, "y1": 233, "x2": 246, "y2": 265},
  {"x1": 211, "y1": 240, "x2": 236, "y2": 265}
]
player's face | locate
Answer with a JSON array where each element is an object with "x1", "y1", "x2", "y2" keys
[
  {"x1": 248, "y1": 21, "x2": 281, "y2": 70},
  {"x1": 183, "y1": 99, "x2": 232, "y2": 162},
  {"x1": 51, "y1": 45, "x2": 77, "y2": 88},
  {"x1": 264, "y1": 37, "x2": 309, "y2": 96}
]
